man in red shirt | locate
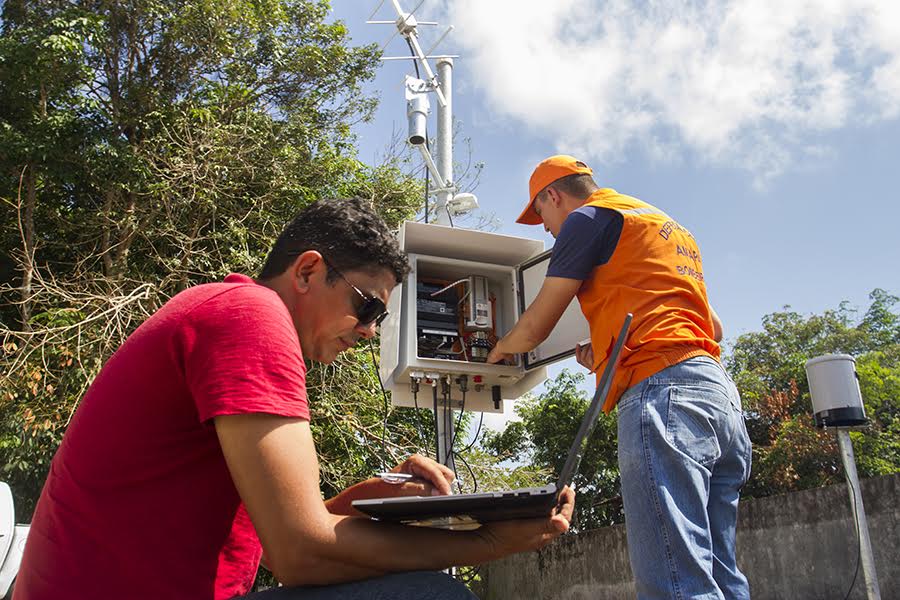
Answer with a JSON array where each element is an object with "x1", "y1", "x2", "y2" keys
[{"x1": 15, "y1": 198, "x2": 574, "y2": 600}]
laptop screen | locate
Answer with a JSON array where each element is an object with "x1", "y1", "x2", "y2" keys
[{"x1": 556, "y1": 313, "x2": 632, "y2": 490}]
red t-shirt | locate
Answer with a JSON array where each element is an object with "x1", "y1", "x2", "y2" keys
[{"x1": 14, "y1": 274, "x2": 309, "y2": 600}]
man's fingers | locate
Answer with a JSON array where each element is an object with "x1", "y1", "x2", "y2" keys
[
  {"x1": 533, "y1": 487, "x2": 575, "y2": 543},
  {"x1": 549, "y1": 514, "x2": 570, "y2": 535},
  {"x1": 487, "y1": 346, "x2": 514, "y2": 365},
  {"x1": 551, "y1": 486, "x2": 576, "y2": 524},
  {"x1": 417, "y1": 457, "x2": 454, "y2": 482},
  {"x1": 412, "y1": 466, "x2": 452, "y2": 495},
  {"x1": 393, "y1": 480, "x2": 432, "y2": 497},
  {"x1": 398, "y1": 454, "x2": 454, "y2": 495},
  {"x1": 559, "y1": 486, "x2": 575, "y2": 515},
  {"x1": 436, "y1": 461, "x2": 455, "y2": 482},
  {"x1": 575, "y1": 343, "x2": 593, "y2": 370}
]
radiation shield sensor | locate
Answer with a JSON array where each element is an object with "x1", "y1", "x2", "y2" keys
[{"x1": 805, "y1": 353, "x2": 868, "y2": 428}]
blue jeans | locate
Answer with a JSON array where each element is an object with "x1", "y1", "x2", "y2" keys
[
  {"x1": 238, "y1": 571, "x2": 477, "y2": 600},
  {"x1": 617, "y1": 356, "x2": 752, "y2": 600}
]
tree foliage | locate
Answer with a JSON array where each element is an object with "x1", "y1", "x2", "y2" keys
[
  {"x1": 724, "y1": 289, "x2": 900, "y2": 497},
  {"x1": 0, "y1": 3, "x2": 521, "y2": 556},
  {"x1": 482, "y1": 370, "x2": 623, "y2": 531},
  {"x1": 0, "y1": 0, "x2": 424, "y2": 521}
]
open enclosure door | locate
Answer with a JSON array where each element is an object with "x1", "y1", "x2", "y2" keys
[{"x1": 517, "y1": 250, "x2": 591, "y2": 370}]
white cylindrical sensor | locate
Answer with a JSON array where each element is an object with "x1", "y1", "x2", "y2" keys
[
  {"x1": 406, "y1": 95, "x2": 428, "y2": 146},
  {"x1": 805, "y1": 354, "x2": 867, "y2": 428}
]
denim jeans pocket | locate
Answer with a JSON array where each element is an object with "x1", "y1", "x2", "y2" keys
[{"x1": 665, "y1": 385, "x2": 726, "y2": 467}]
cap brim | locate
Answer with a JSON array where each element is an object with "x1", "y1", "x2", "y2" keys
[{"x1": 515, "y1": 197, "x2": 543, "y2": 225}]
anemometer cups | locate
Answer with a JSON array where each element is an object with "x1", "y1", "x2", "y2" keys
[
  {"x1": 805, "y1": 354, "x2": 868, "y2": 428},
  {"x1": 407, "y1": 95, "x2": 429, "y2": 146}
]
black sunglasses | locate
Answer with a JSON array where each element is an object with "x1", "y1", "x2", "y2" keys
[{"x1": 323, "y1": 258, "x2": 389, "y2": 326}]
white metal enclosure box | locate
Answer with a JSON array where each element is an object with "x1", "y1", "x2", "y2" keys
[{"x1": 379, "y1": 221, "x2": 590, "y2": 413}]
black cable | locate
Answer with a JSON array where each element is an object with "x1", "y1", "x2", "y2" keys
[
  {"x1": 842, "y1": 460, "x2": 862, "y2": 600},
  {"x1": 368, "y1": 339, "x2": 391, "y2": 469},
  {"x1": 453, "y1": 450, "x2": 477, "y2": 493},
  {"x1": 455, "y1": 409, "x2": 482, "y2": 494},
  {"x1": 437, "y1": 378, "x2": 462, "y2": 491},
  {"x1": 460, "y1": 412, "x2": 484, "y2": 454}
]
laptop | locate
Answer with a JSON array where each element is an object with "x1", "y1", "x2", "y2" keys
[{"x1": 353, "y1": 313, "x2": 633, "y2": 528}]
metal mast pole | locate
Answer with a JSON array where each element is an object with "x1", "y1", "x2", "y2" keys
[
  {"x1": 434, "y1": 58, "x2": 454, "y2": 468},
  {"x1": 371, "y1": 1, "x2": 465, "y2": 471},
  {"x1": 837, "y1": 429, "x2": 881, "y2": 600},
  {"x1": 433, "y1": 57, "x2": 453, "y2": 226}
]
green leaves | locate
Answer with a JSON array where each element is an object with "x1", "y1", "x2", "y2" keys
[
  {"x1": 482, "y1": 370, "x2": 623, "y2": 531},
  {"x1": 0, "y1": 0, "x2": 423, "y2": 527},
  {"x1": 727, "y1": 289, "x2": 900, "y2": 498}
]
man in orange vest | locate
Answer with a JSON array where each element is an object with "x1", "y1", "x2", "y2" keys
[{"x1": 487, "y1": 156, "x2": 751, "y2": 600}]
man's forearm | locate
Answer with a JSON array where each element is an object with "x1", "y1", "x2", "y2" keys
[
  {"x1": 325, "y1": 478, "x2": 398, "y2": 517},
  {"x1": 327, "y1": 514, "x2": 492, "y2": 571},
  {"x1": 289, "y1": 486, "x2": 576, "y2": 586},
  {"x1": 497, "y1": 312, "x2": 548, "y2": 354},
  {"x1": 285, "y1": 552, "x2": 386, "y2": 585},
  {"x1": 499, "y1": 277, "x2": 581, "y2": 354},
  {"x1": 276, "y1": 514, "x2": 492, "y2": 586}
]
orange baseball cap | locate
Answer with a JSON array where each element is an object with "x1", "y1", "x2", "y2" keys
[{"x1": 516, "y1": 155, "x2": 594, "y2": 225}]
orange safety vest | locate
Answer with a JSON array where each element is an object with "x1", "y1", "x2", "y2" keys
[{"x1": 575, "y1": 189, "x2": 720, "y2": 411}]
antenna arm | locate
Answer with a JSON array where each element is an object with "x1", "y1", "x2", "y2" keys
[{"x1": 414, "y1": 145, "x2": 451, "y2": 191}]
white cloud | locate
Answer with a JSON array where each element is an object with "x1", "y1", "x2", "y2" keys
[{"x1": 432, "y1": 0, "x2": 900, "y2": 182}]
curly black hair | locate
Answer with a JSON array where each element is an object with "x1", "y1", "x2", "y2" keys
[{"x1": 258, "y1": 198, "x2": 410, "y2": 284}]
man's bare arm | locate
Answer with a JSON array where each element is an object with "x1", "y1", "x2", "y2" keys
[
  {"x1": 215, "y1": 414, "x2": 573, "y2": 586},
  {"x1": 486, "y1": 277, "x2": 582, "y2": 363}
]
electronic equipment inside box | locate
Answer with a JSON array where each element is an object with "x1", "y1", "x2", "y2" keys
[{"x1": 379, "y1": 221, "x2": 590, "y2": 413}]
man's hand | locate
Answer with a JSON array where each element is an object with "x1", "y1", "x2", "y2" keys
[
  {"x1": 474, "y1": 486, "x2": 575, "y2": 556},
  {"x1": 326, "y1": 454, "x2": 455, "y2": 516},
  {"x1": 390, "y1": 454, "x2": 455, "y2": 496},
  {"x1": 574, "y1": 341, "x2": 594, "y2": 371},
  {"x1": 487, "y1": 277, "x2": 583, "y2": 365},
  {"x1": 486, "y1": 339, "x2": 515, "y2": 365}
]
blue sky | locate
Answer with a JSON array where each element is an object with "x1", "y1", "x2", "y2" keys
[{"x1": 330, "y1": 1, "x2": 900, "y2": 424}]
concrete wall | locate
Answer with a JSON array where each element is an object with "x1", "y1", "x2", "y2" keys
[{"x1": 476, "y1": 473, "x2": 900, "y2": 600}]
